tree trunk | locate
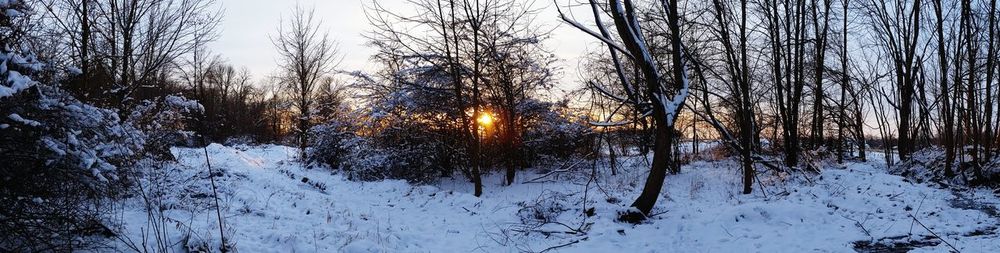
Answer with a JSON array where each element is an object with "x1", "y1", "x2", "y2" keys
[
  {"x1": 810, "y1": 0, "x2": 831, "y2": 149},
  {"x1": 614, "y1": 0, "x2": 689, "y2": 221},
  {"x1": 739, "y1": 0, "x2": 755, "y2": 194},
  {"x1": 982, "y1": 0, "x2": 997, "y2": 160},
  {"x1": 935, "y1": 0, "x2": 955, "y2": 176},
  {"x1": 628, "y1": 122, "x2": 674, "y2": 216},
  {"x1": 608, "y1": 135, "x2": 619, "y2": 176}
]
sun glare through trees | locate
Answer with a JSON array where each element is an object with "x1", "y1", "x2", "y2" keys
[{"x1": 477, "y1": 111, "x2": 495, "y2": 128}]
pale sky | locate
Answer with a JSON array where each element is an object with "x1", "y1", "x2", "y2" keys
[{"x1": 210, "y1": 0, "x2": 596, "y2": 93}]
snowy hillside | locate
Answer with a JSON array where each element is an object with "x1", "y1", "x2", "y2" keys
[{"x1": 104, "y1": 144, "x2": 1000, "y2": 252}]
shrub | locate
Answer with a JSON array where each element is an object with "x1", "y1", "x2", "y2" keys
[
  {"x1": 523, "y1": 100, "x2": 595, "y2": 163},
  {"x1": 308, "y1": 88, "x2": 459, "y2": 183},
  {"x1": 127, "y1": 95, "x2": 204, "y2": 160},
  {"x1": 516, "y1": 190, "x2": 570, "y2": 226},
  {"x1": 318, "y1": 122, "x2": 447, "y2": 184},
  {"x1": 341, "y1": 137, "x2": 445, "y2": 184},
  {"x1": 1, "y1": 55, "x2": 144, "y2": 251},
  {"x1": 307, "y1": 119, "x2": 358, "y2": 169}
]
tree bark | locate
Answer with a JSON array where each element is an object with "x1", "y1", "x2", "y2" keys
[{"x1": 934, "y1": 0, "x2": 955, "y2": 176}]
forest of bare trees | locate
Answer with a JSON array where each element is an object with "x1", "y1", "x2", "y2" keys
[{"x1": 560, "y1": 0, "x2": 1000, "y2": 221}]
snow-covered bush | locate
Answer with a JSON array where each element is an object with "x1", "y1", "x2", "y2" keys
[
  {"x1": 224, "y1": 135, "x2": 258, "y2": 146},
  {"x1": 800, "y1": 146, "x2": 831, "y2": 172},
  {"x1": 310, "y1": 118, "x2": 446, "y2": 183},
  {"x1": 308, "y1": 85, "x2": 461, "y2": 183},
  {"x1": 307, "y1": 118, "x2": 359, "y2": 169},
  {"x1": 694, "y1": 142, "x2": 733, "y2": 161},
  {"x1": 516, "y1": 191, "x2": 570, "y2": 226},
  {"x1": 0, "y1": 53, "x2": 144, "y2": 251},
  {"x1": 523, "y1": 100, "x2": 595, "y2": 163},
  {"x1": 895, "y1": 147, "x2": 1000, "y2": 188},
  {"x1": 306, "y1": 105, "x2": 443, "y2": 183},
  {"x1": 127, "y1": 95, "x2": 203, "y2": 159},
  {"x1": 0, "y1": 1, "x2": 27, "y2": 47},
  {"x1": 0, "y1": 3, "x2": 152, "y2": 249},
  {"x1": 335, "y1": 125, "x2": 448, "y2": 184}
]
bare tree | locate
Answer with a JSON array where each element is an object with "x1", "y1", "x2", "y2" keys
[
  {"x1": 272, "y1": 4, "x2": 340, "y2": 157},
  {"x1": 365, "y1": 0, "x2": 555, "y2": 195},
  {"x1": 931, "y1": 0, "x2": 956, "y2": 175},
  {"x1": 988, "y1": 0, "x2": 999, "y2": 158},
  {"x1": 761, "y1": 0, "x2": 810, "y2": 167},
  {"x1": 809, "y1": 0, "x2": 833, "y2": 148},
  {"x1": 702, "y1": 0, "x2": 759, "y2": 194},
  {"x1": 559, "y1": 0, "x2": 691, "y2": 221},
  {"x1": 865, "y1": 0, "x2": 923, "y2": 161},
  {"x1": 836, "y1": 0, "x2": 849, "y2": 163},
  {"x1": 37, "y1": 0, "x2": 221, "y2": 107},
  {"x1": 366, "y1": 0, "x2": 481, "y2": 194}
]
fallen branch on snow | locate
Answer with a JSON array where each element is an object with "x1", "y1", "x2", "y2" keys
[
  {"x1": 538, "y1": 237, "x2": 587, "y2": 253},
  {"x1": 907, "y1": 214, "x2": 960, "y2": 252},
  {"x1": 525, "y1": 159, "x2": 588, "y2": 184}
]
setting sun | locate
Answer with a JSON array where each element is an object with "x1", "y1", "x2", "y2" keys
[{"x1": 477, "y1": 113, "x2": 495, "y2": 127}]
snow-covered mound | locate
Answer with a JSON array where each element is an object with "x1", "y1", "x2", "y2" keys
[
  {"x1": 893, "y1": 147, "x2": 1000, "y2": 188},
  {"x1": 107, "y1": 144, "x2": 1000, "y2": 252}
]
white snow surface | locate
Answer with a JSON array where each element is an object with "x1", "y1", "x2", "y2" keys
[{"x1": 107, "y1": 144, "x2": 1000, "y2": 252}]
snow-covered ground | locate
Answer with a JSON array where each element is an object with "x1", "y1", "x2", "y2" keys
[{"x1": 105, "y1": 144, "x2": 1000, "y2": 252}]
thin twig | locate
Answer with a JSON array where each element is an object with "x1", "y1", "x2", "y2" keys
[
  {"x1": 908, "y1": 214, "x2": 960, "y2": 252},
  {"x1": 842, "y1": 215, "x2": 873, "y2": 241},
  {"x1": 538, "y1": 237, "x2": 586, "y2": 253},
  {"x1": 525, "y1": 159, "x2": 587, "y2": 183},
  {"x1": 203, "y1": 146, "x2": 227, "y2": 251},
  {"x1": 910, "y1": 195, "x2": 926, "y2": 235}
]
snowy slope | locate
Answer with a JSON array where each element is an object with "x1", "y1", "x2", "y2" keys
[{"x1": 106, "y1": 144, "x2": 1000, "y2": 252}]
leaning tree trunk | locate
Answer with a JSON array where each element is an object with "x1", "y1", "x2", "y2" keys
[
  {"x1": 575, "y1": 0, "x2": 689, "y2": 222},
  {"x1": 627, "y1": 119, "x2": 675, "y2": 217}
]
